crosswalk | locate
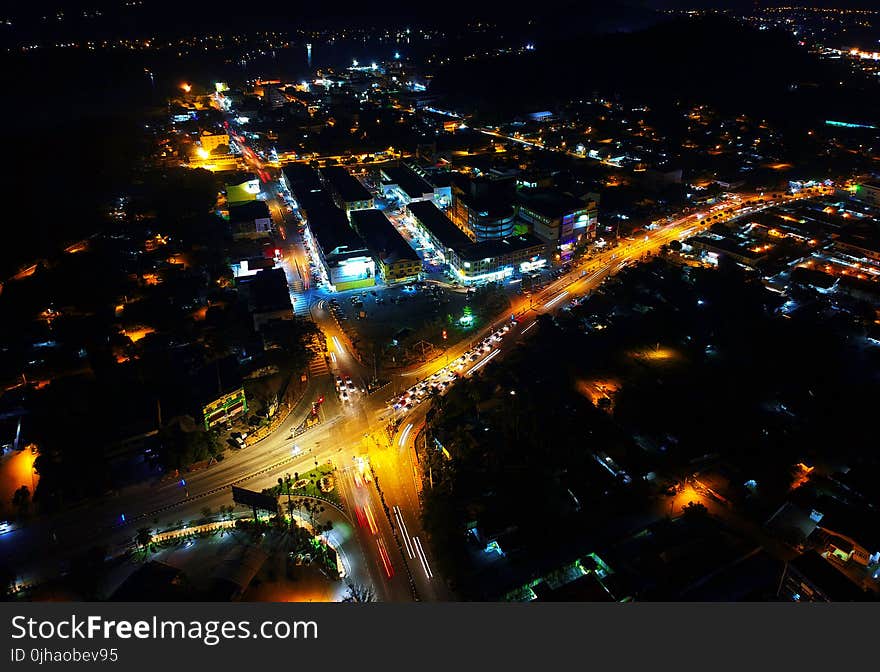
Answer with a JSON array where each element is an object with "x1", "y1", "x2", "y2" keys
[
  {"x1": 292, "y1": 291, "x2": 310, "y2": 316},
  {"x1": 308, "y1": 351, "x2": 330, "y2": 377}
]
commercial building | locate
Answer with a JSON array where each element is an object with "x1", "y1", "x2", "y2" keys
[
  {"x1": 319, "y1": 166, "x2": 374, "y2": 217},
  {"x1": 451, "y1": 177, "x2": 517, "y2": 241},
  {"x1": 687, "y1": 235, "x2": 769, "y2": 268},
  {"x1": 407, "y1": 200, "x2": 474, "y2": 264},
  {"x1": 192, "y1": 356, "x2": 247, "y2": 429},
  {"x1": 224, "y1": 172, "x2": 261, "y2": 205},
  {"x1": 281, "y1": 164, "x2": 323, "y2": 196},
  {"x1": 229, "y1": 200, "x2": 272, "y2": 239},
  {"x1": 833, "y1": 222, "x2": 880, "y2": 264},
  {"x1": 778, "y1": 551, "x2": 870, "y2": 602},
  {"x1": 350, "y1": 209, "x2": 422, "y2": 284},
  {"x1": 852, "y1": 181, "x2": 880, "y2": 208},
  {"x1": 380, "y1": 164, "x2": 436, "y2": 205},
  {"x1": 241, "y1": 267, "x2": 294, "y2": 330},
  {"x1": 199, "y1": 131, "x2": 230, "y2": 154},
  {"x1": 516, "y1": 189, "x2": 599, "y2": 259},
  {"x1": 305, "y1": 205, "x2": 376, "y2": 291},
  {"x1": 451, "y1": 235, "x2": 546, "y2": 284}
]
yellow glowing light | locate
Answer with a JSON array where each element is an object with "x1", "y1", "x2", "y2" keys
[
  {"x1": 196, "y1": 147, "x2": 209, "y2": 159},
  {"x1": 123, "y1": 326, "x2": 155, "y2": 343},
  {"x1": 181, "y1": 82, "x2": 192, "y2": 93}
]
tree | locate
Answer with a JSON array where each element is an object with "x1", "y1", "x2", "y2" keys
[
  {"x1": 135, "y1": 527, "x2": 153, "y2": 549},
  {"x1": 669, "y1": 239, "x2": 682, "y2": 252},
  {"x1": 342, "y1": 583, "x2": 376, "y2": 602},
  {"x1": 11, "y1": 485, "x2": 30, "y2": 515},
  {"x1": 682, "y1": 501, "x2": 708, "y2": 519}
]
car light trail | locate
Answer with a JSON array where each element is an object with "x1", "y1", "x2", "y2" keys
[
  {"x1": 399, "y1": 422, "x2": 414, "y2": 447},
  {"x1": 521, "y1": 321, "x2": 537, "y2": 334},
  {"x1": 543, "y1": 291, "x2": 569, "y2": 309},
  {"x1": 466, "y1": 348, "x2": 500, "y2": 376},
  {"x1": 377, "y1": 538, "x2": 394, "y2": 579},
  {"x1": 331, "y1": 335, "x2": 345, "y2": 354},
  {"x1": 413, "y1": 536, "x2": 433, "y2": 579},
  {"x1": 394, "y1": 506, "x2": 414, "y2": 559},
  {"x1": 364, "y1": 504, "x2": 379, "y2": 535}
]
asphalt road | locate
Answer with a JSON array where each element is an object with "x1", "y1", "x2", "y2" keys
[{"x1": 3, "y1": 128, "x2": 824, "y2": 600}]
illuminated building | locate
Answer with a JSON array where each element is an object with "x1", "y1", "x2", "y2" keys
[
  {"x1": 192, "y1": 356, "x2": 247, "y2": 429},
  {"x1": 852, "y1": 181, "x2": 880, "y2": 208},
  {"x1": 306, "y1": 205, "x2": 376, "y2": 292},
  {"x1": 406, "y1": 201, "x2": 544, "y2": 284},
  {"x1": 686, "y1": 235, "x2": 769, "y2": 268},
  {"x1": 407, "y1": 200, "x2": 474, "y2": 265},
  {"x1": 379, "y1": 164, "x2": 436, "y2": 205},
  {"x1": 224, "y1": 172, "x2": 261, "y2": 205},
  {"x1": 516, "y1": 189, "x2": 599, "y2": 260},
  {"x1": 779, "y1": 551, "x2": 869, "y2": 602},
  {"x1": 261, "y1": 84, "x2": 287, "y2": 109},
  {"x1": 199, "y1": 131, "x2": 230, "y2": 154},
  {"x1": 203, "y1": 388, "x2": 247, "y2": 429},
  {"x1": 450, "y1": 177, "x2": 516, "y2": 241},
  {"x1": 450, "y1": 235, "x2": 546, "y2": 284},
  {"x1": 350, "y1": 209, "x2": 422, "y2": 284}
]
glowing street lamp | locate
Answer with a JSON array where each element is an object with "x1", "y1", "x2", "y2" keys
[{"x1": 181, "y1": 82, "x2": 192, "y2": 93}]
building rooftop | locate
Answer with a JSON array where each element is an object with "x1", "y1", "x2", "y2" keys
[
  {"x1": 457, "y1": 234, "x2": 545, "y2": 262},
  {"x1": 516, "y1": 188, "x2": 595, "y2": 219},
  {"x1": 295, "y1": 187, "x2": 336, "y2": 214},
  {"x1": 788, "y1": 551, "x2": 870, "y2": 601},
  {"x1": 229, "y1": 200, "x2": 271, "y2": 223},
  {"x1": 320, "y1": 166, "x2": 372, "y2": 204},
  {"x1": 836, "y1": 222, "x2": 880, "y2": 254},
  {"x1": 407, "y1": 200, "x2": 473, "y2": 250},
  {"x1": 380, "y1": 164, "x2": 435, "y2": 200},
  {"x1": 309, "y1": 205, "x2": 368, "y2": 258},
  {"x1": 244, "y1": 267, "x2": 292, "y2": 314},
  {"x1": 282, "y1": 164, "x2": 323, "y2": 192},
  {"x1": 350, "y1": 209, "x2": 420, "y2": 265},
  {"x1": 222, "y1": 171, "x2": 258, "y2": 186}
]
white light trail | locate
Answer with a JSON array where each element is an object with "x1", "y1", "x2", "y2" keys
[
  {"x1": 543, "y1": 291, "x2": 569, "y2": 309},
  {"x1": 394, "y1": 506, "x2": 415, "y2": 559},
  {"x1": 399, "y1": 422, "x2": 414, "y2": 447},
  {"x1": 413, "y1": 536, "x2": 433, "y2": 579},
  {"x1": 332, "y1": 335, "x2": 345, "y2": 354},
  {"x1": 467, "y1": 348, "x2": 500, "y2": 376},
  {"x1": 521, "y1": 321, "x2": 537, "y2": 334}
]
